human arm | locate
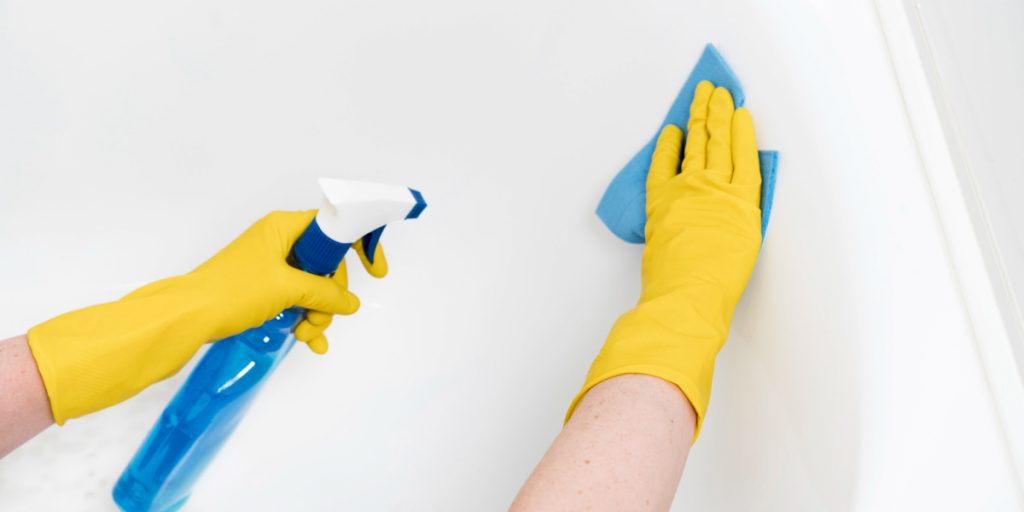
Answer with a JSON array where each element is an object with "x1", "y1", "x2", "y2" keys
[
  {"x1": 0, "y1": 335, "x2": 54, "y2": 457},
  {"x1": 512, "y1": 81, "x2": 762, "y2": 510},
  {"x1": 510, "y1": 375, "x2": 695, "y2": 511}
]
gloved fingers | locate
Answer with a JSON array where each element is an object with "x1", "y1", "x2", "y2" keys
[
  {"x1": 293, "y1": 259, "x2": 349, "y2": 340},
  {"x1": 706, "y1": 86, "x2": 735, "y2": 180},
  {"x1": 331, "y1": 258, "x2": 350, "y2": 289},
  {"x1": 353, "y1": 240, "x2": 388, "y2": 278},
  {"x1": 305, "y1": 334, "x2": 330, "y2": 355},
  {"x1": 682, "y1": 81, "x2": 714, "y2": 176},
  {"x1": 305, "y1": 310, "x2": 334, "y2": 327},
  {"x1": 648, "y1": 124, "x2": 684, "y2": 194},
  {"x1": 730, "y1": 107, "x2": 762, "y2": 205},
  {"x1": 284, "y1": 267, "x2": 361, "y2": 315},
  {"x1": 255, "y1": 210, "x2": 319, "y2": 256},
  {"x1": 294, "y1": 319, "x2": 327, "y2": 343},
  {"x1": 295, "y1": 303, "x2": 337, "y2": 355}
]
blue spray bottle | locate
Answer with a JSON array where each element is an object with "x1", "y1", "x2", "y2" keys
[{"x1": 112, "y1": 179, "x2": 427, "y2": 512}]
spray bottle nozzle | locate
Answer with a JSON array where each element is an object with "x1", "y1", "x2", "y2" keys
[
  {"x1": 290, "y1": 179, "x2": 426, "y2": 275},
  {"x1": 406, "y1": 188, "x2": 427, "y2": 219}
]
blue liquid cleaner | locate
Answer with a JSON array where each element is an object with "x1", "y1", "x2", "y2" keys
[{"x1": 112, "y1": 307, "x2": 303, "y2": 511}]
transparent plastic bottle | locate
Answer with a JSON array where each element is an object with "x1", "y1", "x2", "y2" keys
[
  {"x1": 112, "y1": 306, "x2": 303, "y2": 511},
  {"x1": 112, "y1": 218, "x2": 344, "y2": 512}
]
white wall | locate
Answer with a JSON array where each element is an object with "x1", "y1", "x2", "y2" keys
[
  {"x1": 909, "y1": 0, "x2": 1024, "y2": 386},
  {"x1": 0, "y1": 0, "x2": 1020, "y2": 510}
]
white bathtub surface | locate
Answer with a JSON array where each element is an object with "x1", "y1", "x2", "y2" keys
[{"x1": 0, "y1": 0, "x2": 1020, "y2": 510}]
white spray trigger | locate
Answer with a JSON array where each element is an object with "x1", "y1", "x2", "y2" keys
[{"x1": 315, "y1": 179, "x2": 424, "y2": 244}]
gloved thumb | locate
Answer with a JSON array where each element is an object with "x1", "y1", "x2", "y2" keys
[{"x1": 284, "y1": 268, "x2": 360, "y2": 315}]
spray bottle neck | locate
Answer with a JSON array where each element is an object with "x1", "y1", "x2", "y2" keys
[{"x1": 289, "y1": 218, "x2": 351, "y2": 276}]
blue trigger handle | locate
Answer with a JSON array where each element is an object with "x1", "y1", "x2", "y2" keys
[{"x1": 362, "y1": 226, "x2": 386, "y2": 263}]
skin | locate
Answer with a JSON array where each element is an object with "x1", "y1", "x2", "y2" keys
[
  {"x1": 510, "y1": 375, "x2": 695, "y2": 511},
  {"x1": 0, "y1": 335, "x2": 55, "y2": 457}
]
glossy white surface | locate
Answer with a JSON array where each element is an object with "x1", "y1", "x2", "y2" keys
[
  {"x1": 0, "y1": 0, "x2": 1020, "y2": 510},
  {"x1": 913, "y1": 0, "x2": 1024, "y2": 326},
  {"x1": 906, "y1": 0, "x2": 1024, "y2": 433}
]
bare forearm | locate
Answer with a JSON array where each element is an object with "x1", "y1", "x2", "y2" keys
[
  {"x1": 0, "y1": 335, "x2": 55, "y2": 457},
  {"x1": 510, "y1": 375, "x2": 695, "y2": 512}
]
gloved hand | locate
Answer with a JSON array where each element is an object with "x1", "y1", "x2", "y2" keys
[
  {"x1": 567, "y1": 81, "x2": 762, "y2": 439},
  {"x1": 28, "y1": 210, "x2": 385, "y2": 424},
  {"x1": 296, "y1": 232, "x2": 388, "y2": 354}
]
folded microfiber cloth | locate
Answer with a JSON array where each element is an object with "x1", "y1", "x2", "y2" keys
[{"x1": 596, "y1": 43, "x2": 778, "y2": 243}]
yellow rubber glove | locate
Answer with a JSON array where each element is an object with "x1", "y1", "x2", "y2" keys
[
  {"x1": 296, "y1": 239, "x2": 388, "y2": 354},
  {"x1": 567, "y1": 81, "x2": 762, "y2": 439},
  {"x1": 28, "y1": 210, "x2": 382, "y2": 424}
]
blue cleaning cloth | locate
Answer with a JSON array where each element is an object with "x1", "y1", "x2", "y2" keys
[{"x1": 596, "y1": 44, "x2": 778, "y2": 243}]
